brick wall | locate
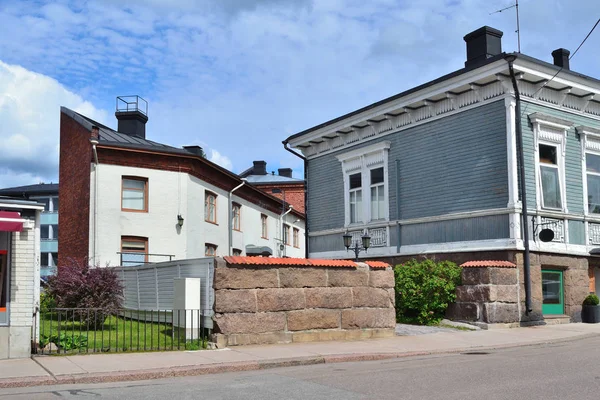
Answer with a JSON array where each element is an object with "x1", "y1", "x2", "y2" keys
[
  {"x1": 58, "y1": 112, "x2": 92, "y2": 267},
  {"x1": 447, "y1": 266, "x2": 520, "y2": 326},
  {"x1": 251, "y1": 183, "x2": 305, "y2": 214},
  {"x1": 212, "y1": 257, "x2": 395, "y2": 346}
]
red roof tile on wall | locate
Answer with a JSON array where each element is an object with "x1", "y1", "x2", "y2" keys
[
  {"x1": 223, "y1": 256, "x2": 357, "y2": 268},
  {"x1": 460, "y1": 260, "x2": 517, "y2": 268},
  {"x1": 364, "y1": 261, "x2": 391, "y2": 269}
]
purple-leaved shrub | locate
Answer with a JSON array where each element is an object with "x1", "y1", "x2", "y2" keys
[{"x1": 46, "y1": 260, "x2": 123, "y2": 328}]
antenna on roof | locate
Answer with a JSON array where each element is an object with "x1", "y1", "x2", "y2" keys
[{"x1": 490, "y1": 0, "x2": 521, "y2": 53}]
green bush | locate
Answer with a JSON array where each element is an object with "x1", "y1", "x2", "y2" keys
[
  {"x1": 583, "y1": 294, "x2": 599, "y2": 306},
  {"x1": 394, "y1": 259, "x2": 462, "y2": 325},
  {"x1": 40, "y1": 332, "x2": 88, "y2": 351},
  {"x1": 40, "y1": 291, "x2": 56, "y2": 313}
]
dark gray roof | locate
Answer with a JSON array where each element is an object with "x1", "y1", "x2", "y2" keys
[
  {"x1": 0, "y1": 183, "x2": 59, "y2": 197},
  {"x1": 245, "y1": 174, "x2": 304, "y2": 184},
  {"x1": 61, "y1": 107, "x2": 191, "y2": 156},
  {"x1": 284, "y1": 51, "x2": 600, "y2": 143}
]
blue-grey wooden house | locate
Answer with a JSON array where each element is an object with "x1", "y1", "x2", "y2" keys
[{"x1": 284, "y1": 26, "x2": 600, "y2": 323}]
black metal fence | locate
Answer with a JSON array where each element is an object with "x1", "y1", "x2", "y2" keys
[{"x1": 34, "y1": 308, "x2": 211, "y2": 355}]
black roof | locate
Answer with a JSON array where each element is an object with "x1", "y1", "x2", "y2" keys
[
  {"x1": 61, "y1": 107, "x2": 191, "y2": 156},
  {"x1": 284, "y1": 51, "x2": 600, "y2": 143},
  {"x1": 0, "y1": 183, "x2": 59, "y2": 197}
]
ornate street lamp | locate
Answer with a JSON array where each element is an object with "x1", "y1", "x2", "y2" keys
[{"x1": 343, "y1": 229, "x2": 371, "y2": 261}]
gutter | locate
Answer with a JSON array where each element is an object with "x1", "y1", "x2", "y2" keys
[
  {"x1": 506, "y1": 56, "x2": 532, "y2": 315},
  {"x1": 282, "y1": 141, "x2": 309, "y2": 259}
]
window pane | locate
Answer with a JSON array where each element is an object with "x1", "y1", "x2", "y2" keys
[
  {"x1": 371, "y1": 187, "x2": 378, "y2": 219},
  {"x1": 349, "y1": 173, "x2": 361, "y2": 189},
  {"x1": 40, "y1": 198, "x2": 50, "y2": 212},
  {"x1": 122, "y1": 241, "x2": 146, "y2": 250},
  {"x1": 123, "y1": 189, "x2": 145, "y2": 210},
  {"x1": 588, "y1": 174, "x2": 600, "y2": 213},
  {"x1": 41, "y1": 253, "x2": 50, "y2": 266},
  {"x1": 51, "y1": 225, "x2": 58, "y2": 240},
  {"x1": 541, "y1": 166, "x2": 561, "y2": 208},
  {"x1": 370, "y1": 167, "x2": 384, "y2": 185},
  {"x1": 123, "y1": 179, "x2": 146, "y2": 190},
  {"x1": 587, "y1": 154, "x2": 600, "y2": 174},
  {"x1": 51, "y1": 253, "x2": 58, "y2": 267},
  {"x1": 52, "y1": 197, "x2": 59, "y2": 212},
  {"x1": 122, "y1": 253, "x2": 145, "y2": 267},
  {"x1": 41, "y1": 225, "x2": 50, "y2": 239},
  {"x1": 539, "y1": 144, "x2": 557, "y2": 165}
]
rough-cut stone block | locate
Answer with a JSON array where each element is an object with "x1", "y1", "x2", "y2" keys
[
  {"x1": 214, "y1": 267, "x2": 278, "y2": 289},
  {"x1": 287, "y1": 309, "x2": 340, "y2": 331},
  {"x1": 387, "y1": 288, "x2": 395, "y2": 306},
  {"x1": 489, "y1": 285, "x2": 518, "y2": 303},
  {"x1": 352, "y1": 287, "x2": 393, "y2": 308},
  {"x1": 564, "y1": 269, "x2": 589, "y2": 288},
  {"x1": 489, "y1": 268, "x2": 517, "y2": 285},
  {"x1": 539, "y1": 254, "x2": 586, "y2": 269},
  {"x1": 462, "y1": 268, "x2": 490, "y2": 285},
  {"x1": 279, "y1": 268, "x2": 327, "y2": 288},
  {"x1": 305, "y1": 287, "x2": 352, "y2": 309},
  {"x1": 218, "y1": 332, "x2": 293, "y2": 346},
  {"x1": 482, "y1": 303, "x2": 519, "y2": 323},
  {"x1": 292, "y1": 330, "x2": 346, "y2": 343},
  {"x1": 215, "y1": 290, "x2": 256, "y2": 313},
  {"x1": 564, "y1": 285, "x2": 588, "y2": 306},
  {"x1": 341, "y1": 308, "x2": 396, "y2": 329},
  {"x1": 446, "y1": 302, "x2": 479, "y2": 321},
  {"x1": 213, "y1": 312, "x2": 286, "y2": 334},
  {"x1": 257, "y1": 288, "x2": 306, "y2": 312},
  {"x1": 328, "y1": 268, "x2": 368, "y2": 287},
  {"x1": 456, "y1": 286, "x2": 491, "y2": 302},
  {"x1": 369, "y1": 269, "x2": 395, "y2": 288}
]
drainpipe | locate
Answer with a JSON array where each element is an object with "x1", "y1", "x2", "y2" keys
[
  {"x1": 228, "y1": 179, "x2": 246, "y2": 256},
  {"x1": 283, "y1": 140, "x2": 309, "y2": 258},
  {"x1": 90, "y1": 127, "x2": 99, "y2": 266},
  {"x1": 280, "y1": 205, "x2": 293, "y2": 257},
  {"x1": 506, "y1": 55, "x2": 532, "y2": 314}
]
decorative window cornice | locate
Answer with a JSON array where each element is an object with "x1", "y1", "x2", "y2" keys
[{"x1": 335, "y1": 141, "x2": 391, "y2": 163}]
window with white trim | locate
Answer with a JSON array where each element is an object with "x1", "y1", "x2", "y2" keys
[
  {"x1": 539, "y1": 144, "x2": 562, "y2": 209},
  {"x1": 205, "y1": 243, "x2": 217, "y2": 256},
  {"x1": 336, "y1": 141, "x2": 390, "y2": 226},
  {"x1": 586, "y1": 153, "x2": 600, "y2": 213},
  {"x1": 529, "y1": 113, "x2": 571, "y2": 213}
]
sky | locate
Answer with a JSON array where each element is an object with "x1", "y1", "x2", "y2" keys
[{"x1": 0, "y1": 0, "x2": 598, "y2": 188}]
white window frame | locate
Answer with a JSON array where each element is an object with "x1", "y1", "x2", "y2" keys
[
  {"x1": 336, "y1": 141, "x2": 390, "y2": 227},
  {"x1": 578, "y1": 126, "x2": 600, "y2": 218},
  {"x1": 530, "y1": 113, "x2": 572, "y2": 213}
]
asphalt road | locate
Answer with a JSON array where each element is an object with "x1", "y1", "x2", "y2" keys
[{"x1": 3, "y1": 336, "x2": 600, "y2": 399}]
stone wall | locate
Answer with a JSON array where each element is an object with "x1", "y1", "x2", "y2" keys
[
  {"x1": 211, "y1": 257, "x2": 396, "y2": 347},
  {"x1": 447, "y1": 265, "x2": 520, "y2": 326}
]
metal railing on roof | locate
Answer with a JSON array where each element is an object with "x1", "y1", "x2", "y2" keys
[{"x1": 116, "y1": 96, "x2": 148, "y2": 116}]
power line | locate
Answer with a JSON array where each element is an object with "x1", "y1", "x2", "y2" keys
[{"x1": 520, "y1": 17, "x2": 600, "y2": 117}]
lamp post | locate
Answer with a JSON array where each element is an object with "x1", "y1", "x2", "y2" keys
[{"x1": 343, "y1": 229, "x2": 371, "y2": 261}]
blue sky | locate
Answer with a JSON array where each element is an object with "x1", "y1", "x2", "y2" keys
[{"x1": 0, "y1": 0, "x2": 598, "y2": 188}]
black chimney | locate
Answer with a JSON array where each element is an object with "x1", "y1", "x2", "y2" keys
[
  {"x1": 463, "y1": 26, "x2": 503, "y2": 68},
  {"x1": 278, "y1": 168, "x2": 293, "y2": 178},
  {"x1": 253, "y1": 160, "x2": 267, "y2": 175},
  {"x1": 115, "y1": 96, "x2": 148, "y2": 139},
  {"x1": 183, "y1": 145, "x2": 205, "y2": 157},
  {"x1": 551, "y1": 48, "x2": 570, "y2": 70}
]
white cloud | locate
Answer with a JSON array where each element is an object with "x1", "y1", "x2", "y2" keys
[
  {"x1": 209, "y1": 149, "x2": 233, "y2": 171},
  {"x1": 0, "y1": 61, "x2": 109, "y2": 188}
]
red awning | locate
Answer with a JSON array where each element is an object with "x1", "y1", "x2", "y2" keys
[{"x1": 0, "y1": 211, "x2": 23, "y2": 232}]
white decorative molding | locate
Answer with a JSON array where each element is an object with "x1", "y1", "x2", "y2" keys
[
  {"x1": 540, "y1": 217, "x2": 565, "y2": 243},
  {"x1": 589, "y1": 223, "x2": 600, "y2": 245},
  {"x1": 348, "y1": 227, "x2": 388, "y2": 248}
]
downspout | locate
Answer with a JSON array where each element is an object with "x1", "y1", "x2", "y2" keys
[
  {"x1": 283, "y1": 140, "x2": 309, "y2": 258},
  {"x1": 395, "y1": 159, "x2": 401, "y2": 254},
  {"x1": 280, "y1": 205, "x2": 293, "y2": 257},
  {"x1": 228, "y1": 179, "x2": 246, "y2": 256},
  {"x1": 90, "y1": 130, "x2": 99, "y2": 266},
  {"x1": 506, "y1": 55, "x2": 532, "y2": 314}
]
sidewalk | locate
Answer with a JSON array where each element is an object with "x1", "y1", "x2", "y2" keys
[{"x1": 2, "y1": 323, "x2": 600, "y2": 388}]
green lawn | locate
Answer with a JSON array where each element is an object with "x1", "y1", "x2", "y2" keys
[{"x1": 38, "y1": 311, "x2": 208, "y2": 354}]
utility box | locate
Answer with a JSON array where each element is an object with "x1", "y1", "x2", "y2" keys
[{"x1": 173, "y1": 278, "x2": 202, "y2": 340}]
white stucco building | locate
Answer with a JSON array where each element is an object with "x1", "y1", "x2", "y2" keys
[{"x1": 59, "y1": 98, "x2": 305, "y2": 268}]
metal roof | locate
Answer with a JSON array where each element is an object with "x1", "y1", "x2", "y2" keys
[
  {"x1": 0, "y1": 183, "x2": 59, "y2": 196},
  {"x1": 244, "y1": 174, "x2": 304, "y2": 184}
]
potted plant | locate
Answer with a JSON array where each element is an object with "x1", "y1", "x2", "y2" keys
[{"x1": 581, "y1": 294, "x2": 600, "y2": 323}]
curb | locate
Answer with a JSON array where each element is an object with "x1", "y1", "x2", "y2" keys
[{"x1": 1, "y1": 332, "x2": 598, "y2": 389}]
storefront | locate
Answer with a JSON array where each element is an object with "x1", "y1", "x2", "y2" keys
[{"x1": 0, "y1": 198, "x2": 43, "y2": 359}]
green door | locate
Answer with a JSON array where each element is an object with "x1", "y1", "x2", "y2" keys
[{"x1": 542, "y1": 270, "x2": 564, "y2": 315}]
